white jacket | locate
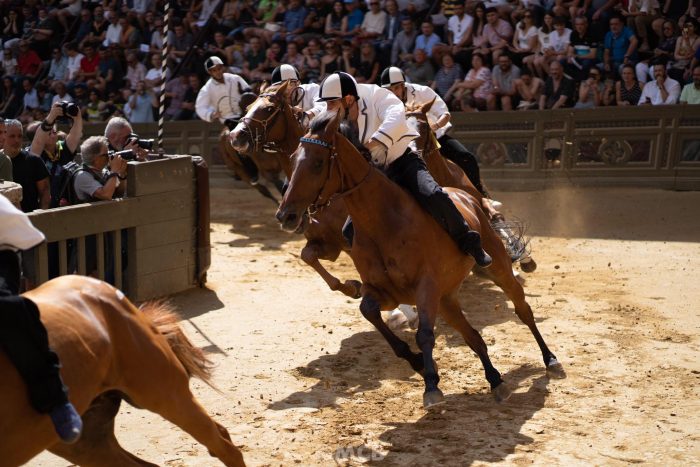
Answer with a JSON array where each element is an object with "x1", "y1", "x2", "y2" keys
[
  {"x1": 312, "y1": 83, "x2": 418, "y2": 167},
  {"x1": 196, "y1": 73, "x2": 250, "y2": 123},
  {"x1": 404, "y1": 83, "x2": 452, "y2": 139},
  {"x1": 0, "y1": 195, "x2": 45, "y2": 251}
]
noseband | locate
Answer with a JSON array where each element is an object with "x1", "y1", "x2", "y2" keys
[{"x1": 299, "y1": 136, "x2": 372, "y2": 217}]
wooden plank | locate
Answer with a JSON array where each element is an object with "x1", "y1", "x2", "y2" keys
[
  {"x1": 36, "y1": 243, "x2": 49, "y2": 285},
  {"x1": 77, "y1": 237, "x2": 86, "y2": 275},
  {"x1": 114, "y1": 230, "x2": 122, "y2": 291},
  {"x1": 28, "y1": 190, "x2": 194, "y2": 242},
  {"x1": 135, "y1": 241, "x2": 191, "y2": 276},
  {"x1": 133, "y1": 268, "x2": 190, "y2": 301},
  {"x1": 96, "y1": 232, "x2": 104, "y2": 280},
  {"x1": 58, "y1": 240, "x2": 67, "y2": 276},
  {"x1": 127, "y1": 156, "x2": 193, "y2": 197},
  {"x1": 131, "y1": 218, "x2": 193, "y2": 250}
]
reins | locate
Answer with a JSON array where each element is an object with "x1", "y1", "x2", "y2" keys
[{"x1": 300, "y1": 136, "x2": 372, "y2": 216}]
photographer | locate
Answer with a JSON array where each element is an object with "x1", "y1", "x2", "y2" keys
[
  {"x1": 124, "y1": 80, "x2": 158, "y2": 123},
  {"x1": 73, "y1": 136, "x2": 127, "y2": 202},
  {"x1": 30, "y1": 101, "x2": 83, "y2": 208},
  {"x1": 103, "y1": 116, "x2": 149, "y2": 161}
]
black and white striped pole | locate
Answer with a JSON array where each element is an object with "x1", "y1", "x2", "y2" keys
[{"x1": 157, "y1": 2, "x2": 170, "y2": 154}]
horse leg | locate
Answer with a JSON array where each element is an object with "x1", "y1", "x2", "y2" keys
[
  {"x1": 481, "y1": 230, "x2": 565, "y2": 379},
  {"x1": 414, "y1": 285, "x2": 445, "y2": 408},
  {"x1": 359, "y1": 294, "x2": 424, "y2": 373},
  {"x1": 48, "y1": 392, "x2": 158, "y2": 467},
  {"x1": 126, "y1": 372, "x2": 246, "y2": 467},
  {"x1": 439, "y1": 293, "x2": 512, "y2": 402},
  {"x1": 301, "y1": 242, "x2": 360, "y2": 299}
]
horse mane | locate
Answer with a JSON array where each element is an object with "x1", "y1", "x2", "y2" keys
[
  {"x1": 309, "y1": 112, "x2": 336, "y2": 133},
  {"x1": 139, "y1": 301, "x2": 215, "y2": 388}
]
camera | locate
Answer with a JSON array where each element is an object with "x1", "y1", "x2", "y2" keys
[
  {"x1": 127, "y1": 133, "x2": 154, "y2": 150},
  {"x1": 59, "y1": 101, "x2": 80, "y2": 117},
  {"x1": 109, "y1": 149, "x2": 138, "y2": 161}
]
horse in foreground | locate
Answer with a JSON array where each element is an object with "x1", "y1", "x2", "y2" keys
[
  {"x1": 0, "y1": 275, "x2": 245, "y2": 467},
  {"x1": 276, "y1": 111, "x2": 565, "y2": 408}
]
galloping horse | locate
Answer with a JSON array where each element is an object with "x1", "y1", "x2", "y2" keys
[
  {"x1": 218, "y1": 91, "x2": 285, "y2": 204},
  {"x1": 231, "y1": 82, "x2": 362, "y2": 298},
  {"x1": 276, "y1": 111, "x2": 565, "y2": 408},
  {"x1": 405, "y1": 100, "x2": 536, "y2": 270},
  {"x1": 0, "y1": 275, "x2": 246, "y2": 467}
]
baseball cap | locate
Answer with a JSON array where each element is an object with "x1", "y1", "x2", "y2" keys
[{"x1": 205, "y1": 56, "x2": 224, "y2": 70}]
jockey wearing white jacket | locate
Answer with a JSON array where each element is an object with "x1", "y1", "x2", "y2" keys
[
  {"x1": 314, "y1": 71, "x2": 492, "y2": 267},
  {"x1": 381, "y1": 66, "x2": 488, "y2": 196},
  {"x1": 196, "y1": 56, "x2": 251, "y2": 125}
]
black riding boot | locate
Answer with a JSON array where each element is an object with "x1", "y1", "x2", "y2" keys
[
  {"x1": 238, "y1": 154, "x2": 259, "y2": 184},
  {"x1": 342, "y1": 216, "x2": 354, "y2": 248},
  {"x1": 386, "y1": 151, "x2": 492, "y2": 267},
  {"x1": 0, "y1": 250, "x2": 83, "y2": 443},
  {"x1": 438, "y1": 134, "x2": 489, "y2": 198}
]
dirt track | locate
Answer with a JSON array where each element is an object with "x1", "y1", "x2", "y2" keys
[{"x1": 31, "y1": 178, "x2": 700, "y2": 466}]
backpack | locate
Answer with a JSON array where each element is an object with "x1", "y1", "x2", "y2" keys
[{"x1": 55, "y1": 162, "x2": 102, "y2": 207}]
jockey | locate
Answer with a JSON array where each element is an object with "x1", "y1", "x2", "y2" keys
[
  {"x1": 314, "y1": 71, "x2": 492, "y2": 267},
  {"x1": 0, "y1": 195, "x2": 83, "y2": 443},
  {"x1": 196, "y1": 56, "x2": 252, "y2": 129},
  {"x1": 196, "y1": 56, "x2": 259, "y2": 183},
  {"x1": 270, "y1": 65, "x2": 327, "y2": 127},
  {"x1": 380, "y1": 66, "x2": 490, "y2": 198}
]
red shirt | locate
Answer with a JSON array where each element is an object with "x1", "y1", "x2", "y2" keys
[
  {"x1": 80, "y1": 54, "x2": 100, "y2": 74},
  {"x1": 17, "y1": 50, "x2": 41, "y2": 76}
]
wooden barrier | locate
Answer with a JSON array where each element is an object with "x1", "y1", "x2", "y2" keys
[
  {"x1": 82, "y1": 104, "x2": 700, "y2": 189},
  {"x1": 27, "y1": 155, "x2": 208, "y2": 301}
]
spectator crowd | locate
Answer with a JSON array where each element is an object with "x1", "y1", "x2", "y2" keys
[{"x1": 0, "y1": 0, "x2": 698, "y2": 125}]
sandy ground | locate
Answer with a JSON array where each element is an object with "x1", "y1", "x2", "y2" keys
[{"x1": 30, "y1": 178, "x2": 700, "y2": 466}]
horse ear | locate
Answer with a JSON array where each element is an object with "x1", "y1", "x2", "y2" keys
[
  {"x1": 421, "y1": 97, "x2": 436, "y2": 114},
  {"x1": 260, "y1": 81, "x2": 270, "y2": 93},
  {"x1": 275, "y1": 81, "x2": 289, "y2": 100}
]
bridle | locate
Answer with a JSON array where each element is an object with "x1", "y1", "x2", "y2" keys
[
  {"x1": 238, "y1": 84, "x2": 307, "y2": 155},
  {"x1": 238, "y1": 93, "x2": 285, "y2": 154},
  {"x1": 299, "y1": 136, "x2": 372, "y2": 217}
]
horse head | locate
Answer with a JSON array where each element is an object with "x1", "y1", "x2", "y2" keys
[
  {"x1": 405, "y1": 97, "x2": 439, "y2": 157},
  {"x1": 230, "y1": 81, "x2": 297, "y2": 158},
  {"x1": 276, "y1": 110, "x2": 344, "y2": 232}
]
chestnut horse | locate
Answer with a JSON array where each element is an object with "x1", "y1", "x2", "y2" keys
[
  {"x1": 0, "y1": 275, "x2": 245, "y2": 467},
  {"x1": 231, "y1": 82, "x2": 361, "y2": 298},
  {"x1": 276, "y1": 111, "x2": 565, "y2": 408},
  {"x1": 218, "y1": 92, "x2": 285, "y2": 204},
  {"x1": 405, "y1": 100, "x2": 537, "y2": 271},
  {"x1": 231, "y1": 83, "x2": 530, "y2": 299}
]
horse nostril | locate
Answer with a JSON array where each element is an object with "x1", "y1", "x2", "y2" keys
[{"x1": 275, "y1": 209, "x2": 285, "y2": 223}]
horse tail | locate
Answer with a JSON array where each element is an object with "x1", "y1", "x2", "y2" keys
[
  {"x1": 139, "y1": 301, "x2": 214, "y2": 387},
  {"x1": 490, "y1": 217, "x2": 531, "y2": 263}
]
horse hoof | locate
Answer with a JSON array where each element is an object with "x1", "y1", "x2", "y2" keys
[
  {"x1": 546, "y1": 360, "x2": 567, "y2": 379},
  {"x1": 423, "y1": 389, "x2": 445, "y2": 409},
  {"x1": 340, "y1": 280, "x2": 362, "y2": 299},
  {"x1": 520, "y1": 257, "x2": 537, "y2": 273},
  {"x1": 492, "y1": 382, "x2": 512, "y2": 403}
]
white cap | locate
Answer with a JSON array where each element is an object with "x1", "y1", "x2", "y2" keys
[
  {"x1": 272, "y1": 64, "x2": 300, "y2": 84},
  {"x1": 316, "y1": 72, "x2": 358, "y2": 102},
  {"x1": 205, "y1": 56, "x2": 224, "y2": 70}
]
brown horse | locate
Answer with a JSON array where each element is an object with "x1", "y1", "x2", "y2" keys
[
  {"x1": 405, "y1": 100, "x2": 537, "y2": 271},
  {"x1": 230, "y1": 82, "x2": 361, "y2": 298},
  {"x1": 218, "y1": 92, "x2": 285, "y2": 204},
  {"x1": 276, "y1": 110, "x2": 565, "y2": 408},
  {"x1": 0, "y1": 275, "x2": 246, "y2": 467}
]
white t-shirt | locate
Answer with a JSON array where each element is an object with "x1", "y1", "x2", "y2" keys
[
  {"x1": 361, "y1": 10, "x2": 387, "y2": 35},
  {"x1": 447, "y1": 14, "x2": 474, "y2": 46},
  {"x1": 516, "y1": 24, "x2": 538, "y2": 50},
  {"x1": 549, "y1": 28, "x2": 572, "y2": 54},
  {"x1": 66, "y1": 53, "x2": 84, "y2": 80}
]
